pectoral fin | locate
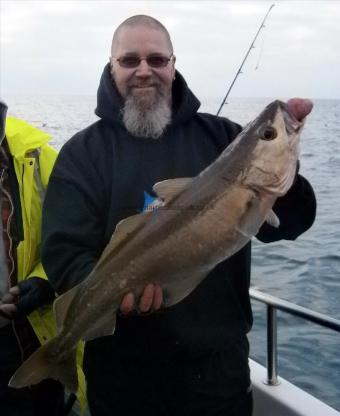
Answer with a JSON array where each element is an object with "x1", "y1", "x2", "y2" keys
[
  {"x1": 236, "y1": 199, "x2": 264, "y2": 238},
  {"x1": 265, "y1": 209, "x2": 280, "y2": 228}
]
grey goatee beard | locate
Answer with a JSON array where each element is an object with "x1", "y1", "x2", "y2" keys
[{"x1": 122, "y1": 89, "x2": 172, "y2": 140}]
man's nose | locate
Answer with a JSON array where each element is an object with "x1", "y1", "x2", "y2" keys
[{"x1": 135, "y1": 59, "x2": 153, "y2": 77}]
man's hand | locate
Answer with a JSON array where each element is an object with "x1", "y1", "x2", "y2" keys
[
  {"x1": 119, "y1": 283, "x2": 163, "y2": 315},
  {"x1": 287, "y1": 98, "x2": 313, "y2": 121},
  {"x1": 0, "y1": 277, "x2": 55, "y2": 321}
]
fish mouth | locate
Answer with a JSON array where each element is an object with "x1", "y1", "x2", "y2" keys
[{"x1": 280, "y1": 103, "x2": 304, "y2": 136}]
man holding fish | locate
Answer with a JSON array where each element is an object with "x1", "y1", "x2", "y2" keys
[{"x1": 11, "y1": 15, "x2": 316, "y2": 416}]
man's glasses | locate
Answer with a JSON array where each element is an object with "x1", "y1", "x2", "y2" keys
[{"x1": 112, "y1": 54, "x2": 173, "y2": 69}]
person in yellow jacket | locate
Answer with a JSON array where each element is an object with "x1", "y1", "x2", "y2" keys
[{"x1": 0, "y1": 100, "x2": 65, "y2": 416}]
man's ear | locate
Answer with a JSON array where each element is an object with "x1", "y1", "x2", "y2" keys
[
  {"x1": 172, "y1": 55, "x2": 176, "y2": 79},
  {"x1": 109, "y1": 58, "x2": 115, "y2": 78}
]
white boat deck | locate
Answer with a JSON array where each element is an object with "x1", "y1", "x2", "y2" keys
[
  {"x1": 251, "y1": 359, "x2": 340, "y2": 416},
  {"x1": 68, "y1": 287, "x2": 340, "y2": 415}
]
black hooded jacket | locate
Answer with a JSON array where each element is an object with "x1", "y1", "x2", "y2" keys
[{"x1": 42, "y1": 64, "x2": 316, "y2": 387}]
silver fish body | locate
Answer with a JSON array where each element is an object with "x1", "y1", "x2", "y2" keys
[{"x1": 9, "y1": 100, "x2": 304, "y2": 392}]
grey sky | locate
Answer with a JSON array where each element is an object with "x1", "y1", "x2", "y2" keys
[{"x1": 1, "y1": 0, "x2": 339, "y2": 100}]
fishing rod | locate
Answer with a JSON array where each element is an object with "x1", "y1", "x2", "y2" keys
[{"x1": 216, "y1": 3, "x2": 275, "y2": 116}]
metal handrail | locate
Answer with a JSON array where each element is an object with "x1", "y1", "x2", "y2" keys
[{"x1": 249, "y1": 288, "x2": 340, "y2": 385}]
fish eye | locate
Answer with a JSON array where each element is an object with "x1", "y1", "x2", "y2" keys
[{"x1": 259, "y1": 125, "x2": 278, "y2": 141}]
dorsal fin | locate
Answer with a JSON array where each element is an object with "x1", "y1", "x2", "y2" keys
[
  {"x1": 95, "y1": 212, "x2": 151, "y2": 270},
  {"x1": 153, "y1": 177, "x2": 193, "y2": 203}
]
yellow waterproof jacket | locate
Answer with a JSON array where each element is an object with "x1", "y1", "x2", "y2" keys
[
  {"x1": 5, "y1": 116, "x2": 57, "y2": 341},
  {"x1": 5, "y1": 117, "x2": 86, "y2": 412}
]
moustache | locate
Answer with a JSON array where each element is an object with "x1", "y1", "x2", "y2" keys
[{"x1": 128, "y1": 83, "x2": 159, "y2": 89}]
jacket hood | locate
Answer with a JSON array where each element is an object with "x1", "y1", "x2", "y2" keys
[
  {"x1": 5, "y1": 117, "x2": 51, "y2": 159},
  {"x1": 95, "y1": 63, "x2": 201, "y2": 126}
]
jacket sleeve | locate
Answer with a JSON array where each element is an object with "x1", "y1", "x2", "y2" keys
[
  {"x1": 27, "y1": 262, "x2": 48, "y2": 280},
  {"x1": 41, "y1": 137, "x2": 107, "y2": 294},
  {"x1": 256, "y1": 173, "x2": 316, "y2": 243},
  {"x1": 26, "y1": 143, "x2": 58, "y2": 283},
  {"x1": 39, "y1": 142, "x2": 58, "y2": 188}
]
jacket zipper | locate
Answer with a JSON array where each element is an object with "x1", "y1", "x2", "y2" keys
[{"x1": 2, "y1": 167, "x2": 25, "y2": 362}]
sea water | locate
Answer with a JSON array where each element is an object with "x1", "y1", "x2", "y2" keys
[{"x1": 5, "y1": 94, "x2": 340, "y2": 411}]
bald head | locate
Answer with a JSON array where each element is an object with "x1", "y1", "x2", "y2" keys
[{"x1": 111, "y1": 15, "x2": 173, "y2": 56}]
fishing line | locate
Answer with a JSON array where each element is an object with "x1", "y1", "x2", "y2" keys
[
  {"x1": 216, "y1": 4, "x2": 275, "y2": 116},
  {"x1": 255, "y1": 34, "x2": 266, "y2": 71}
]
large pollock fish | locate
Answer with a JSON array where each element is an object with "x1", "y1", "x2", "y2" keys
[{"x1": 10, "y1": 99, "x2": 308, "y2": 392}]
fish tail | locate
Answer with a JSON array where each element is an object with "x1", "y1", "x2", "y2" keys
[{"x1": 8, "y1": 339, "x2": 78, "y2": 393}]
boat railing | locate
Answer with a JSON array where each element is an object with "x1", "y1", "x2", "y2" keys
[{"x1": 249, "y1": 288, "x2": 340, "y2": 386}]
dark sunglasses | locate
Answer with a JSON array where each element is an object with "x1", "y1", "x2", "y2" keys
[{"x1": 113, "y1": 54, "x2": 173, "y2": 69}]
